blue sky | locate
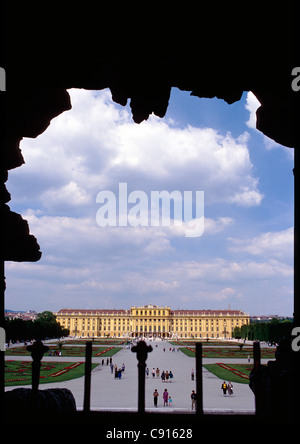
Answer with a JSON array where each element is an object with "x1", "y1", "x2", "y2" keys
[{"x1": 6, "y1": 88, "x2": 294, "y2": 315}]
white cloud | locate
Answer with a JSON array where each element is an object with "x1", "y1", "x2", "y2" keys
[
  {"x1": 203, "y1": 217, "x2": 234, "y2": 234},
  {"x1": 5, "y1": 252, "x2": 292, "y2": 313},
  {"x1": 169, "y1": 258, "x2": 293, "y2": 282},
  {"x1": 245, "y1": 91, "x2": 261, "y2": 129},
  {"x1": 228, "y1": 227, "x2": 293, "y2": 259},
  {"x1": 227, "y1": 184, "x2": 263, "y2": 207},
  {"x1": 10, "y1": 88, "x2": 263, "y2": 217},
  {"x1": 20, "y1": 210, "x2": 235, "y2": 267}
]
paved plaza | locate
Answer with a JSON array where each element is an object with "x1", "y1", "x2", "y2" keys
[{"x1": 5, "y1": 340, "x2": 256, "y2": 414}]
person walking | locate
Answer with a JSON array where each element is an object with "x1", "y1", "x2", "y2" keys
[
  {"x1": 152, "y1": 368, "x2": 156, "y2": 378},
  {"x1": 168, "y1": 395, "x2": 173, "y2": 406},
  {"x1": 191, "y1": 369, "x2": 194, "y2": 381},
  {"x1": 190, "y1": 390, "x2": 197, "y2": 410},
  {"x1": 221, "y1": 381, "x2": 227, "y2": 396},
  {"x1": 227, "y1": 381, "x2": 233, "y2": 396},
  {"x1": 153, "y1": 389, "x2": 159, "y2": 407},
  {"x1": 163, "y1": 388, "x2": 169, "y2": 406},
  {"x1": 161, "y1": 370, "x2": 165, "y2": 382}
]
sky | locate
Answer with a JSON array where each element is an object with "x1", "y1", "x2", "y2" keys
[{"x1": 5, "y1": 88, "x2": 294, "y2": 316}]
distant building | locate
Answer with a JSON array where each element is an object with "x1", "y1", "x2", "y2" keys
[
  {"x1": 4, "y1": 310, "x2": 38, "y2": 321},
  {"x1": 56, "y1": 304, "x2": 249, "y2": 339}
]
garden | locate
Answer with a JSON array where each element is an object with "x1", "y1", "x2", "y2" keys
[
  {"x1": 203, "y1": 363, "x2": 256, "y2": 384},
  {"x1": 179, "y1": 346, "x2": 275, "y2": 359},
  {"x1": 5, "y1": 343, "x2": 122, "y2": 386},
  {"x1": 5, "y1": 360, "x2": 99, "y2": 386},
  {"x1": 6, "y1": 345, "x2": 122, "y2": 357},
  {"x1": 169, "y1": 340, "x2": 242, "y2": 347}
]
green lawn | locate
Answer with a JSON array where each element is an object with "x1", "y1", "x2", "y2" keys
[
  {"x1": 169, "y1": 340, "x2": 243, "y2": 347},
  {"x1": 179, "y1": 346, "x2": 275, "y2": 359},
  {"x1": 203, "y1": 363, "x2": 254, "y2": 384},
  {"x1": 63, "y1": 339, "x2": 128, "y2": 345},
  {"x1": 6, "y1": 345, "x2": 122, "y2": 357},
  {"x1": 5, "y1": 342, "x2": 122, "y2": 386},
  {"x1": 5, "y1": 360, "x2": 99, "y2": 386}
]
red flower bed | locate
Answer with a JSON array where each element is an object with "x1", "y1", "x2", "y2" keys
[
  {"x1": 186, "y1": 347, "x2": 196, "y2": 353},
  {"x1": 50, "y1": 362, "x2": 82, "y2": 377},
  {"x1": 217, "y1": 362, "x2": 249, "y2": 380},
  {"x1": 5, "y1": 377, "x2": 29, "y2": 382},
  {"x1": 95, "y1": 347, "x2": 114, "y2": 356}
]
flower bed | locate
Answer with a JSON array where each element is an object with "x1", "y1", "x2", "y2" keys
[
  {"x1": 180, "y1": 346, "x2": 275, "y2": 359},
  {"x1": 217, "y1": 362, "x2": 250, "y2": 379},
  {"x1": 5, "y1": 361, "x2": 92, "y2": 386},
  {"x1": 203, "y1": 363, "x2": 255, "y2": 384},
  {"x1": 95, "y1": 346, "x2": 114, "y2": 356},
  {"x1": 5, "y1": 377, "x2": 30, "y2": 383},
  {"x1": 50, "y1": 362, "x2": 82, "y2": 377}
]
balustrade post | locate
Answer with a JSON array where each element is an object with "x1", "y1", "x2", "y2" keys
[
  {"x1": 253, "y1": 341, "x2": 262, "y2": 415},
  {"x1": 195, "y1": 342, "x2": 203, "y2": 415},
  {"x1": 131, "y1": 340, "x2": 152, "y2": 413},
  {"x1": 26, "y1": 340, "x2": 49, "y2": 408},
  {"x1": 83, "y1": 341, "x2": 92, "y2": 412}
]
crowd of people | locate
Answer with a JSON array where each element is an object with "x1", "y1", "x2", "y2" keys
[
  {"x1": 146, "y1": 367, "x2": 174, "y2": 382},
  {"x1": 104, "y1": 341, "x2": 237, "y2": 409},
  {"x1": 152, "y1": 388, "x2": 197, "y2": 409}
]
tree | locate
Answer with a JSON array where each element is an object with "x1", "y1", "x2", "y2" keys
[
  {"x1": 232, "y1": 319, "x2": 293, "y2": 343},
  {"x1": 35, "y1": 311, "x2": 57, "y2": 323},
  {"x1": 5, "y1": 311, "x2": 69, "y2": 342}
]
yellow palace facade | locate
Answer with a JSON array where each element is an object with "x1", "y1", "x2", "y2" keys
[{"x1": 56, "y1": 304, "x2": 249, "y2": 339}]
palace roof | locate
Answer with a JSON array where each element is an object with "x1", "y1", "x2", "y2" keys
[
  {"x1": 57, "y1": 308, "x2": 247, "y2": 316},
  {"x1": 57, "y1": 308, "x2": 130, "y2": 315}
]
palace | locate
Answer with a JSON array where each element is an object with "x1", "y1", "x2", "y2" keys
[{"x1": 56, "y1": 304, "x2": 249, "y2": 340}]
